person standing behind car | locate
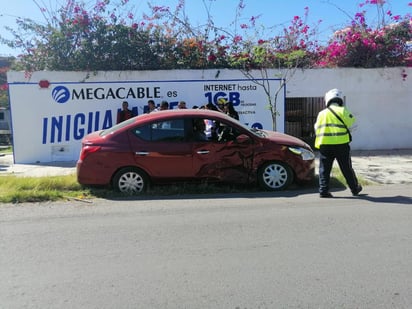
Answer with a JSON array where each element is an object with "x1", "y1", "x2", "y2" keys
[
  {"x1": 204, "y1": 103, "x2": 219, "y2": 139},
  {"x1": 218, "y1": 99, "x2": 239, "y2": 120},
  {"x1": 117, "y1": 101, "x2": 136, "y2": 124},
  {"x1": 146, "y1": 100, "x2": 158, "y2": 113},
  {"x1": 178, "y1": 101, "x2": 187, "y2": 109},
  {"x1": 159, "y1": 100, "x2": 169, "y2": 111},
  {"x1": 224, "y1": 101, "x2": 239, "y2": 120},
  {"x1": 314, "y1": 88, "x2": 362, "y2": 198}
]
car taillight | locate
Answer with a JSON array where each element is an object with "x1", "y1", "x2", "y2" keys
[{"x1": 79, "y1": 145, "x2": 101, "y2": 161}]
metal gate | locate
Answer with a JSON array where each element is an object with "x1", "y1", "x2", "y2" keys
[
  {"x1": 285, "y1": 97, "x2": 323, "y2": 148},
  {"x1": 0, "y1": 108, "x2": 12, "y2": 145}
]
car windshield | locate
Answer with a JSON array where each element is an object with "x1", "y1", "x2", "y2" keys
[
  {"x1": 229, "y1": 119, "x2": 266, "y2": 138},
  {"x1": 249, "y1": 127, "x2": 267, "y2": 137}
]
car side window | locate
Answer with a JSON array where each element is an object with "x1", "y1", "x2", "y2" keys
[
  {"x1": 133, "y1": 119, "x2": 185, "y2": 142},
  {"x1": 204, "y1": 118, "x2": 218, "y2": 141},
  {"x1": 133, "y1": 124, "x2": 151, "y2": 140},
  {"x1": 192, "y1": 118, "x2": 207, "y2": 141},
  {"x1": 216, "y1": 123, "x2": 241, "y2": 142}
]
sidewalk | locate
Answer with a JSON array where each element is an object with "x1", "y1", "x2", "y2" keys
[
  {"x1": 0, "y1": 153, "x2": 76, "y2": 177},
  {"x1": 1, "y1": 149, "x2": 412, "y2": 184},
  {"x1": 349, "y1": 149, "x2": 412, "y2": 185}
]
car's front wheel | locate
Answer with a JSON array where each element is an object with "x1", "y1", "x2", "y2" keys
[
  {"x1": 258, "y1": 161, "x2": 293, "y2": 191},
  {"x1": 112, "y1": 167, "x2": 148, "y2": 194}
]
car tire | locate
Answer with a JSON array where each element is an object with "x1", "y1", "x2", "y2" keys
[
  {"x1": 258, "y1": 161, "x2": 293, "y2": 191},
  {"x1": 112, "y1": 167, "x2": 148, "y2": 194}
]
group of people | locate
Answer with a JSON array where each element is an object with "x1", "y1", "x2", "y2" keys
[
  {"x1": 116, "y1": 99, "x2": 186, "y2": 123},
  {"x1": 208, "y1": 98, "x2": 239, "y2": 120},
  {"x1": 118, "y1": 98, "x2": 240, "y2": 124},
  {"x1": 146, "y1": 100, "x2": 187, "y2": 113},
  {"x1": 145, "y1": 98, "x2": 239, "y2": 119}
]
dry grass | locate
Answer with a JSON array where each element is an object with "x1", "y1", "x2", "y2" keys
[
  {"x1": 0, "y1": 166, "x2": 371, "y2": 204},
  {"x1": 0, "y1": 174, "x2": 91, "y2": 203}
]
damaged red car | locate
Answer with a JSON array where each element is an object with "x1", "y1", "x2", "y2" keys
[{"x1": 77, "y1": 109, "x2": 315, "y2": 194}]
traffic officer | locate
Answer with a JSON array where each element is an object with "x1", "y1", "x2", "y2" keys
[{"x1": 314, "y1": 88, "x2": 362, "y2": 198}]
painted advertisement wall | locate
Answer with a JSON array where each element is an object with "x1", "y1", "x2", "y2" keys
[{"x1": 7, "y1": 70, "x2": 285, "y2": 163}]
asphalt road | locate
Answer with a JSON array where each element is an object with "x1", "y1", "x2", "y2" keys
[{"x1": 1, "y1": 184, "x2": 411, "y2": 309}]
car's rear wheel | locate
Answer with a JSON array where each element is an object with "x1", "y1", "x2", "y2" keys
[
  {"x1": 258, "y1": 161, "x2": 293, "y2": 191},
  {"x1": 112, "y1": 167, "x2": 148, "y2": 194}
]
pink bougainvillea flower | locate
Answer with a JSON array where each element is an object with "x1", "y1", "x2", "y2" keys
[
  {"x1": 233, "y1": 35, "x2": 242, "y2": 44},
  {"x1": 208, "y1": 54, "x2": 217, "y2": 62},
  {"x1": 370, "y1": 0, "x2": 386, "y2": 4}
]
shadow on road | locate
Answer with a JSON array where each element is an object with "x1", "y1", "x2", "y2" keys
[
  {"x1": 357, "y1": 194, "x2": 412, "y2": 205},
  {"x1": 102, "y1": 186, "x2": 322, "y2": 201},
  {"x1": 333, "y1": 194, "x2": 412, "y2": 205}
]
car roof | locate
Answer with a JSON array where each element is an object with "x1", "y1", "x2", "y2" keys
[{"x1": 136, "y1": 109, "x2": 232, "y2": 122}]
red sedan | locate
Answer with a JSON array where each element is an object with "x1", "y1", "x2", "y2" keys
[{"x1": 77, "y1": 109, "x2": 315, "y2": 193}]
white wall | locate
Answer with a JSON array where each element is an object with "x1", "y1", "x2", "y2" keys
[
  {"x1": 84, "y1": 67, "x2": 412, "y2": 150},
  {"x1": 7, "y1": 67, "x2": 412, "y2": 163},
  {"x1": 286, "y1": 68, "x2": 412, "y2": 150}
]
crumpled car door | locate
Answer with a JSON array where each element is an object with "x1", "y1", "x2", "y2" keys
[{"x1": 192, "y1": 134, "x2": 254, "y2": 184}]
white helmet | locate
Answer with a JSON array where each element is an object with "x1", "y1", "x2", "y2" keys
[{"x1": 324, "y1": 88, "x2": 344, "y2": 106}]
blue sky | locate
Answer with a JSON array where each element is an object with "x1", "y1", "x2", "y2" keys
[{"x1": 0, "y1": 0, "x2": 411, "y2": 56}]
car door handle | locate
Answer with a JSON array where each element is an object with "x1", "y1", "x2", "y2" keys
[
  {"x1": 196, "y1": 150, "x2": 210, "y2": 154},
  {"x1": 135, "y1": 151, "x2": 149, "y2": 156}
]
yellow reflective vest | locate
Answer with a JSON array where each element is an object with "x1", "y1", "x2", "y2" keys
[{"x1": 314, "y1": 104, "x2": 355, "y2": 149}]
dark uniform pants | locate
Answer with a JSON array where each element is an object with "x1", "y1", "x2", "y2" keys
[{"x1": 318, "y1": 143, "x2": 359, "y2": 194}]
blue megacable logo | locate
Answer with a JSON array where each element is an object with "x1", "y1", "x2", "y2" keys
[{"x1": 52, "y1": 86, "x2": 70, "y2": 104}]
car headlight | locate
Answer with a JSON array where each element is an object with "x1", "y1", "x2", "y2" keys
[{"x1": 288, "y1": 146, "x2": 315, "y2": 161}]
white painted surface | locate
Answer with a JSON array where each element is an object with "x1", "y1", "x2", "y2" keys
[
  {"x1": 287, "y1": 68, "x2": 412, "y2": 150},
  {"x1": 7, "y1": 68, "x2": 412, "y2": 163},
  {"x1": 7, "y1": 70, "x2": 285, "y2": 163}
]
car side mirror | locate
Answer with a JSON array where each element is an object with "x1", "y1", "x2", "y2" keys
[{"x1": 236, "y1": 134, "x2": 251, "y2": 144}]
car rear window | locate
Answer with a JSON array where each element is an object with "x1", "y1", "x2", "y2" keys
[{"x1": 100, "y1": 117, "x2": 136, "y2": 137}]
